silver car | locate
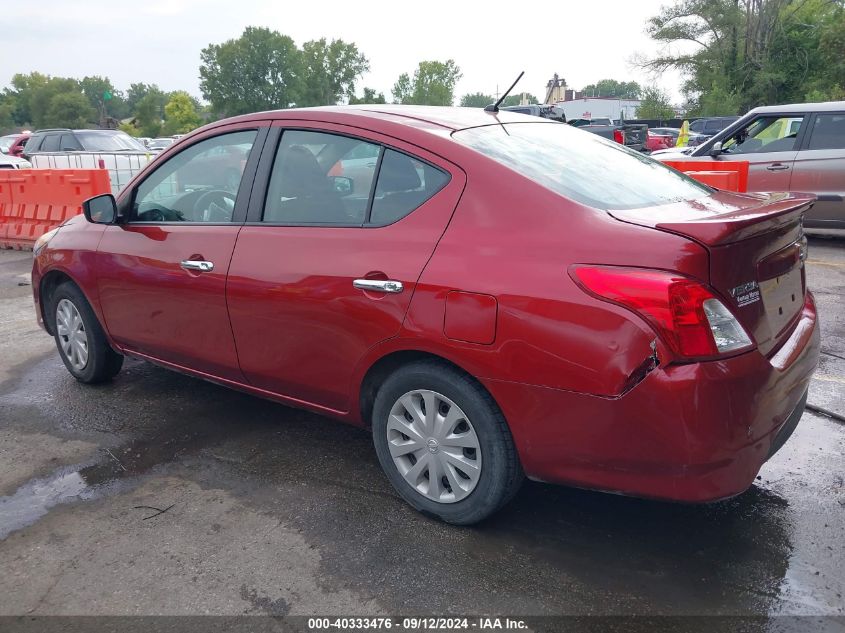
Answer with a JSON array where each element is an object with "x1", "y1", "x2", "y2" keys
[{"x1": 657, "y1": 101, "x2": 845, "y2": 229}]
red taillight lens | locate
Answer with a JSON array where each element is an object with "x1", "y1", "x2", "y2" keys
[
  {"x1": 571, "y1": 266, "x2": 753, "y2": 360},
  {"x1": 613, "y1": 129, "x2": 624, "y2": 144}
]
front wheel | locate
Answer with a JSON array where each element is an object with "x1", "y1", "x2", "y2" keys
[
  {"x1": 372, "y1": 361, "x2": 523, "y2": 525},
  {"x1": 51, "y1": 282, "x2": 123, "y2": 384}
]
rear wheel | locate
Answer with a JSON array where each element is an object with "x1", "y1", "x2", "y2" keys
[
  {"x1": 51, "y1": 282, "x2": 123, "y2": 383},
  {"x1": 372, "y1": 361, "x2": 522, "y2": 525}
]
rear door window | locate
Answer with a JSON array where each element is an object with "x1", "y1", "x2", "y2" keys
[
  {"x1": 59, "y1": 134, "x2": 82, "y2": 151},
  {"x1": 40, "y1": 134, "x2": 60, "y2": 152},
  {"x1": 370, "y1": 149, "x2": 450, "y2": 225},
  {"x1": 263, "y1": 130, "x2": 380, "y2": 225},
  {"x1": 806, "y1": 113, "x2": 845, "y2": 150}
]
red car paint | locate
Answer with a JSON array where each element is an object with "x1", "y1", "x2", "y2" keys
[
  {"x1": 32, "y1": 106, "x2": 820, "y2": 504},
  {"x1": 645, "y1": 130, "x2": 674, "y2": 152}
]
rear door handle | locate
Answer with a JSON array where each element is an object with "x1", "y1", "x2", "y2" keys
[
  {"x1": 180, "y1": 260, "x2": 214, "y2": 272},
  {"x1": 766, "y1": 163, "x2": 790, "y2": 171},
  {"x1": 353, "y1": 279, "x2": 403, "y2": 294}
]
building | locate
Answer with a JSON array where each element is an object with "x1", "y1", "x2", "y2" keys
[{"x1": 553, "y1": 97, "x2": 641, "y2": 121}]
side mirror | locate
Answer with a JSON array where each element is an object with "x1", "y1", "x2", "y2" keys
[
  {"x1": 82, "y1": 194, "x2": 118, "y2": 224},
  {"x1": 709, "y1": 141, "x2": 723, "y2": 156},
  {"x1": 330, "y1": 176, "x2": 353, "y2": 194}
]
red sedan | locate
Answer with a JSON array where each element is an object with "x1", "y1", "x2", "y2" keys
[{"x1": 31, "y1": 106, "x2": 819, "y2": 524}]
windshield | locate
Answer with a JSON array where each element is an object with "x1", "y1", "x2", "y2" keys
[
  {"x1": 75, "y1": 131, "x2": 146, "y2": 152},
  {"x1": 151, "y1": 138, "x2": 174, "y2": 147},
  {"x1": 453, "y1": 123, "x2": 711, "y2": 210}
]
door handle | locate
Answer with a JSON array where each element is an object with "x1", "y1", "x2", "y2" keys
[
  {"x1": 766, "y1": 163, "x2": 790, "y2": 171},
  {"x1": 353, "y1": 279, "x2": 403, "y2": 294},
  {"x1": 180, "y1": 260, "x2": 214, "y2": 272}
]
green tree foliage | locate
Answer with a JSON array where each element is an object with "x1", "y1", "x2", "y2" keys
[
  {"x1": 643, "y1": 0, "x2": 845, "y2": 113},
  {"x1": 299, "y1": 38, "x2": 369, "y2": 106},
  {"x1": 80, "y1": 75, "x2": 128, "y2": 121},
  {"x1": 501, "y1": 93, "x2": 540, "y2": 107},
  {"x1": 45, "y1": 92, "x2": 96, "y2": 129},
  {"x1": 348, "y1": 87, "x2": 386, "y2": 104},
  {"x1": 460, "y1": 92, "x2": 494, "y2": 107},
  {"x1": 135, "y1": 89, "x2": 168, "y2": 137},
  {"x1": 163, "y1": 91, "x2": 202, "y2": 134},
  {"x1": 200, "y1": 26, "x2": 302, "y2": 116},
  {"x1": 636, "y1": 86, "x2": 676, "y2": 119},
  {"x1": 392, "y1": 60, "x2": 463, "y2": 106},
  {"x1": 580, "y1": 79, "x2": 641, "y2": 98}
]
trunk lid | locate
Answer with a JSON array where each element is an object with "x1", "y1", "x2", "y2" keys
[{"x1": 609, "y1": 191, "x2": 814, "y2": 356}]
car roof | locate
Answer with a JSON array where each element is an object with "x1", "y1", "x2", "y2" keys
[
  {"x1": 216, "y1": 105, "x2": 554, "y2": 133},
  {"x1": 747, "y1": 101, "x2": 845, "y2": 115}
]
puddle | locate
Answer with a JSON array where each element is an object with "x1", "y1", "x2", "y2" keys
[{"x1": 0, "y1": 468, "x2": 90, "y2": 539}]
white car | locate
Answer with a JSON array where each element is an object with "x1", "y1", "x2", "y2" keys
[{"x1": 0, "y1": 154, "x2": 32, "y2": 169}]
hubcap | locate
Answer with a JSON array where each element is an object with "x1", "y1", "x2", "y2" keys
[
  {"x1": 387, "y1": 390, "x2": 482, "y2": 504},
  {"x1": 55, "y1": 299, "x2": 88, "y2": 371}
]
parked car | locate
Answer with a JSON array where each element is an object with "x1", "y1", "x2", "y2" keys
[
  {"x1": 655, "y1": 101, "x2": 845, "y2": 228},
  {"x1": 567, "y1": 117, "x2": 648, "y2": 151},
  {"x1": 32, "y1": 105, "x2": 819, "y2": 525},
  {"x1": 148, "y1": 137, "x2": 176, "y2": 152},
  {"x1": 645, "y1": 128, "x2": 676, "y2": 152},
  {"x1": 0, "y1": 153, "x2": 32, "y2": 169},
  {"x1": 23, "y1": 129, "x2": 146, "y2": 159},
  {"x1": 0, "y1": 133, "x2": 30, "y2": 157},
  {"x1": 687, "y1": 117, "x2": 740, "y2": 145}
]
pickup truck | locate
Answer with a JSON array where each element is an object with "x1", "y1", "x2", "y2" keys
[{"x1": 568, "y1": 118, "x2": 648, "y2": 152}]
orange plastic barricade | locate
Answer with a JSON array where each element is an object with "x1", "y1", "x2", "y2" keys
[
  {"x1": 659, "y1": 159, "x2": 749, "y2": 193},
  {"x1": 0, "y1": 169, "x2": 111, "y2": 250}
]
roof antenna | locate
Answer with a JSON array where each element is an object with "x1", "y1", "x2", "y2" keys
[{"x1": 485, "y1": 71, "x2": 525, "y2": 113}]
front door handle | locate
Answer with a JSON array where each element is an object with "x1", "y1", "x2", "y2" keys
[
  {"x1": 180, "y1": 260, "x2": 214, "y2": 272},
  {"x1": 766, "y1": 163, "x2": 790, "y2": 171},
  {"x1": 353, "y1": 279, "x2": 403, "y2": 294}
]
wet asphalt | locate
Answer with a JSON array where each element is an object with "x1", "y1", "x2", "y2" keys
[{"x1": 0, "y1": 236, "x2": 843, "y2": 627}]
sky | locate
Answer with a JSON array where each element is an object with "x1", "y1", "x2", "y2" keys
[{"x1": 1, "y1": 0, "x2": 686, "y2": 104}]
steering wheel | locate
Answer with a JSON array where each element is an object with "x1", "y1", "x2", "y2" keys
[{"x1": 192, "y1": 189, "x2": 237, "y2": 222}]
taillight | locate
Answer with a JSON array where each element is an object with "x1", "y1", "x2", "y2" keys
[
  {"x1": 570, "y1": 266, "x2": 754, "y2": 360},
  {"x1": 613, "y1": 129, "x2": 624, "y2": 144}
]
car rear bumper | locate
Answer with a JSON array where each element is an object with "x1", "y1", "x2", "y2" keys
[{"x1": 482, "y1": 293, "x2": 820, "y2": 503}]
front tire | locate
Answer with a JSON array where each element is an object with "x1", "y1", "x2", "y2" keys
[
  {"x1": 51, "y1": 282, "x2": 123, "y2": 384},
  {"x1": 372, "y1": 360, "x2": 522, "y2": 525}
]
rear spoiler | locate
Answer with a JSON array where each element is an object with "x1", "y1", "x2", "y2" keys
[{"x1": 610, "y1": 192, "x2": 815, "y2": 246}]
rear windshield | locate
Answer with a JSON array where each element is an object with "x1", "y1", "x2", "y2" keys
[
  {"x1": 75, "y1": 131, "x2": 146, "y2": 152},
  {"x1": 453, "y1": 123, "x2": 711, "y2": 210}
]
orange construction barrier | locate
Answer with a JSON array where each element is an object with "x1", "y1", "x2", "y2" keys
[
  {"x1": 659, "y1": 159, "x2": 749, "y2": 193},
  {"x1": 0, "y1": 169, "x2": 111, "y2": 250}
]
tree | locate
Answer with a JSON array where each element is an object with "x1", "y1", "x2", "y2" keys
[
  {"x1": 348, "y1": 87, "x2": 386, "y2": 104},
  {"x1": 200, "y1": 26, "x2": 302, "y2": 116},
  {"x1": 45, "y1": 92, "x2": 96, "y2": 129},
  {"x1": 501, "y1": 93, "x2": 540, "y2": 107},
  {"x1": 636, "y1": 86, "x2": 676, "y2": 119},
  {"x1": 392, "y1": 60, "x2": 463, "y2": 106},
  {"x1": 135, "y1": 89, "x2": 167, "y2": 137},
  {"x1": 163, "y1": 91, "x2": 202, "y2": 134},
  {"x1": 80, "y1": 75, "x2": 128, "y2": 122},
  {"x1": 299, "y1": 38, "x2": 369, "y2": 106},
  {"x1": 580, "y1": 79, "x2": 641, "y2": 98},
  {"x1": 460, "y1": 92, "x2": 494, "y2": 108},
  {"x1": 641, "y1": 0, "x2": 845, "y2": 113}
]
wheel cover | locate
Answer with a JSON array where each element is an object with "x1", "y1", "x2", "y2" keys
[
  {"x1": 55, "y1": 299, "x2": 88, "y2": 371},
  {"x1": 387, "y1": 389, "x2": 482, "y2": 504}
]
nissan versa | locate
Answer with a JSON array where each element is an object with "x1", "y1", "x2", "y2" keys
[{"x1": 31, "y1": 106, "x2": 820, "y2": 525}]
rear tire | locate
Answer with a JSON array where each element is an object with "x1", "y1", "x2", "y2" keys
[
  {"x1": 50, "y1": 282, "x2": 123, "y2": 384},
  {"x1": 372, "y1": 360, "x2": 523, "y2": 525}
]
